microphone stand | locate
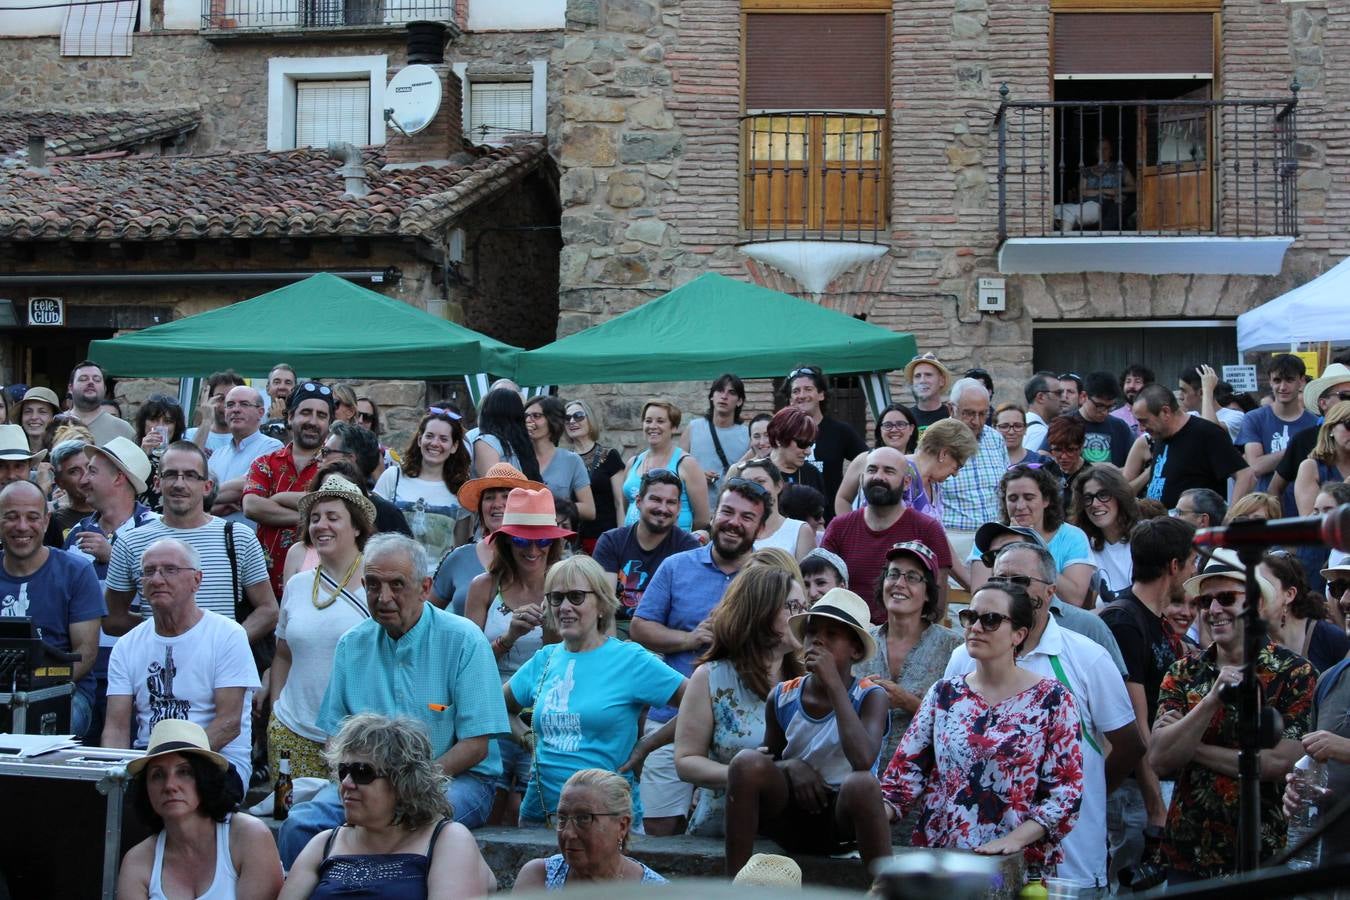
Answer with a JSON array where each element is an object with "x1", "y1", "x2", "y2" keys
[{"x1": 1234, "y1": 545, "x2": 1267, "y2": 873}]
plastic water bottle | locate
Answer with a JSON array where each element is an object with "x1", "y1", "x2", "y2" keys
[
  {"x1": 411, "y1": 499, "x2": 427, "y2": 539},
  {"x1": 1286, "y1": 754, "x2": 1328, "y2": 870}
]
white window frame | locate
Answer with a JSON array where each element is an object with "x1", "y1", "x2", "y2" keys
[
  {"x1": 267, "y1": 55, "x2": 387, "y2": 151},
  {"x1": 453, "y1": 59, "x2": 547, "y2": 145}
]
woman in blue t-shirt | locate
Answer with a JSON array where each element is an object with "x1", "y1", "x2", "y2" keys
[{"x1": 505, "y1": 555, "x2": 686, "y2": 827}]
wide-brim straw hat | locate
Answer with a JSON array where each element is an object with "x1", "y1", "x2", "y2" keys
[
  {"x1": 296, "y1": 474, "x2": 377, "y2": 530},
  {"x1": 1321, "y1": 562, "x2": 1350, "y2": 582},
  {"x1": 1183, "y1": 548, "x2": 1277, "y2": 606},
  {"x1": 733, "y1": 853, "x2": 802, "y2": 888},
  {"x1": 84, "y1": 436, "x2": 152, "y2": 495},
  {"x1": 1304, "y1": 362, "x2": 1350, "y2": 413},
  {"x1": 0, "y1": 424, "x2": 45, "y2": 462},
  {"x1": 457, "y1": 462, "x2": 545, "y2": 513},
  {"x1": 902, "y1": 352, "x2": 952, "y2": 384},
  {"x1": 126, "y1": 719, "x2": 229, "y2": 777},
  {"x1": 788, "y1": 587, "x2": 877, "y2": 659},
  {"x1": 495, "y1": 487, "x2": 575, "y2": 540}
]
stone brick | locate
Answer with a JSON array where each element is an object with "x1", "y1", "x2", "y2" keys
[
  {"x1": 619, "y1": 131, "x2": 682, "y2": 162},
  {"x1": 628, "y1": 95, "x2": 674, "y2": 129},
  {"x1": 562, "y1": 95, "x2": 627, "y2": 122},
  {"x1": 600, "y1": 255, "x2": 652, "y2": 284},
  {"x1": 559, "y1": 123, "x2": 618, "y2": 167},
  {"x1": 605, "y1": 0, "x2": 659, "y2": 34},
  {"x1": 560, "y1": 167, "x2": 595, "y2": 206},
  {"x1": 624, "y1": 219, "x2": 668, "y2": 244},
  {"x1": 605, "y1": 169, "x2": 647, "y2": 207}
]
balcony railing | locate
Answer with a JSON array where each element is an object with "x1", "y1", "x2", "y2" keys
[
  {"x1": 740, "y1": 112, "x2": 888, "y2": 243},
  {"x1": 202, "y1": 0, "x2": 452, "y2": 31},
  {"x1": 994, "y1": 86, "x2": 1299, "y2": 242}
]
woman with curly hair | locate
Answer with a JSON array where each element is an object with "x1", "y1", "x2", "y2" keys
[
  {"x1": 674, "y1": 565, "x2": 807, "y2": 836},
  {"x1": 280, "y1": 713, "x2": 495, "y2": 899},
  {"x1": 1072, "y1": 465, "x2": 1141, "y2": 596},
  {"x1": 374, "y1": 409, "x2": 473, "y2": 572},
  {"x1": 134, "y1": 393, "x2": 188, "y2": 510}
]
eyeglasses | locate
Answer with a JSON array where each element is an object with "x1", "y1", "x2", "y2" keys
[
  {"x1": 1333, "y1": 391, "x2": 1350, "y2": 403},
  {"x1": 791, "y1": 438, "x2": 813, "y2": 450},
  {"x1": 337, "y1": 762, "x2": 386, "y2": 785},
  {"x1": 545, "y1": 589, "x2": 594, "y2": 607},
  {"x1": 726, "y1": 477, "x2": 771, "y2": 499},
  {"x1": 1195, "y1": 590, "x2": 1243, "y2": 607},
  {"x1": 639, "y1": 468, "x2": 682, "y2": 490},
  {"x1": 553, "y1": 812, "x2": 621, "y2": 830},
  {"x1": 879, "y1": 421, "x2": 913, "y2": 432},
  {"x1": 141, "y1": 565, "x2": 197, "y2": 579},
  {"x1": 524, "y1": 411, "x2": 546, "y2": 421},
  {"x1": 427, "y1": 406, "x2": 462, "y2": 420},
  {"x1": 1328, "y1": 579, "x2": 1350, "y2": 597},
  {"x1": 884, "y1": 568, "x2": 926, "y2": 585},
  {"x1": 318, "y1": 447, "x2": 353, "y2": 459},
  {"x1": 958, "y1": 609, "x2": 1012, "y2": 631},
  {"x1": 565, "y1": 411, "x2": 587, "y2": 423},
  {"x1": 223, "y1": 400, "x2": 261, "y2": 410},
  {"x1": 1085, "y1": 397, "x2": 1115, "y2": 413},
  {"x1": 160, "y1": 470, "x2": 207, "y2": 483},
  {"x1": 1081, "y1": 490, "x2": 1114, "y2": 507},
  {"x1": 1047, "y1": 444, "x2": 1083, "y2": 455},
  {"x1": 995, "y1": 422, "x2": 1026, "y2": 432},
  {"x1": 510, "y1": 537, "x2": 555, "y2": 550},
  {"x1": 990, "y1": 573, "x2": 1053, "y2": 588}
]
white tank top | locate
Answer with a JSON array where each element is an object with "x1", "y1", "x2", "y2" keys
[
  {"x1": 485, "y1": 592, "x2": 544, "y2": 681},
  {"x1": 148, "y1": 815, "x2": 237, "y2": 900},
  {"x1": 753, "y1": 517, "x2": 808, "y2": 554}
]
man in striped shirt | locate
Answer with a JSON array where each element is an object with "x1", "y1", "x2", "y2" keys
[{"x1": 940, "y1": 377, "x2": 1010, "y2": 568}]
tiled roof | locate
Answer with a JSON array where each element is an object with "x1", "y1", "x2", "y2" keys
[
  {"x1": 0, "y1": 108, "x2": 201, "y2": 158},
  {"x1": 0, "y1": 138, "x2": 550, "y2": 242}
]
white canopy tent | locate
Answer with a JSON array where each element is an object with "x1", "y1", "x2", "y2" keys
[{"x1": 1238, "y1": 256, "x2": 1350, "y2": 353}]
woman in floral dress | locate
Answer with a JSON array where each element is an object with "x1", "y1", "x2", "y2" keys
[{"x1": 882, "y1": 579, "x2": 1084, "y2": 873}]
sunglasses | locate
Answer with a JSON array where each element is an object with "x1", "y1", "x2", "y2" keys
[
  {"x1": 552, "y1": 811, "x2": 621, "y2": 830},
  {"x1": 788, "y1": 367, "x2": 821, "y2": 380},
  {"x1": 545, "y1": 589, "x2": 594, "y2": 607},
  {"x1": 1195, "y1": 590, "x2": 1243, "y2": 607},
  {"x1": 146, "y1": 393, "x2": 181, "y2": 407},
  {"x1": 990, "y1": 573, "x2": 1052, "y2": 588},
  {"x1": 427, "y1": 406, "x2": 462, "y2": 420},
  {"x1": 726, "y1": 477, "x2": 771, "y2": 499},
  {"x1": 1328, "y1": 579, "x2": 1350, "y2": 597},
  {"x1": 1081, "y1": 490, "x2": 1114, "y2": 506},
  {"x1": 958, "y1": 609, "x2": 1012, "y2": 631},
  {"x1": 356, "y1": 412, "x2": 375, "y2": 423},
  {"x1": 565, "y1": 411, "x2": 587, "y2": 423},
  {"x1": 1058, "y1": 373, "x2": 1082, "y2": 383},
  {"x1": 301, "y1": 382, "x2": 333, "y2": 396},
  {"x1": 337, "y1": 762, "x2": 386, "y2": 785},
  {"x1": 510, "y1": 537, "x2": 555, "y2": 550},
  {"x1": 792, "y1": 438, "x2": 813, "y2": 450},
  {"x1": 1047, "y1": 444, "x2": 1083, "y2": 454}
]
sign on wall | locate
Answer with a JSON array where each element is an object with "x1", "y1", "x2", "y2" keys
[{"x1": 27, "y1": 297, "x2": 64, "y2": 327}]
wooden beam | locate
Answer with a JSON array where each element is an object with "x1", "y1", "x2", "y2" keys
[
  {"x1": 280, "y1": 237, "x2": 310, "y2": 260},
  {"x1": 226, "y1": 239, "x2": 251, "y2": 259},
  {"x1": 340, "y1": 236, "x2": 370, "y2": 259}
]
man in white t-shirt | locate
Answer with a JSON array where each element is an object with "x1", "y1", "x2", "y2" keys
[
  {"x1": 946, "y1": 541, "x2": 1142, "y2": 897},
  {"x1": 103, "y1": 537, "x2": 260, "y2": 797}
]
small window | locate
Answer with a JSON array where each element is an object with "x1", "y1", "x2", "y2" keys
[
  {"x1": 468, "y1": 82, "x2": 535, "y2": 142},
  {"x1": 61, "y1": 0, "x2": 137, "y2": 57},
  {"x1": 295, "y1": 81, "x2": 371, "y2": 148}
]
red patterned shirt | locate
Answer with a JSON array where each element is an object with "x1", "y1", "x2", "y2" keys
[{"x1": 244, "y1": 443, "x2": 319, "y2": 596}]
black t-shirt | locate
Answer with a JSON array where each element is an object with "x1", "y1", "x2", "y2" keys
[
  {"x1": 1274, "y1": 422, "x2": 1320, "y2": 485},
  {"x1": 910, "y1": 405, "x2": 950, "y2": 435},
  {"x1": 592, "y1": 524, "x2": 701, "y2": 618},
  {"x1": 1144, "y1": 416, "x2": 1247, "y2": 509},
  {"x1": 1100, "y1": 587, "x2": 1179, "y2": 727},
  {"x1": 371, "y1": 493, "x2": 414, "y2": 537},
  {"x1": 1073, "y1": 410, "x2": 1135, "y2": 468},
  {"x1": 580, "y1": 446, "x2": 625, "y2": 541},
  {"x1": 782, "y1": 457, "x2": 826, "y2": 494},
  {"x1": 810, "y1": 416, "x2": 866, "y2": 521},
  {"x1": 1308, "y1": 618, "x2": 1350, "y2": 674}
]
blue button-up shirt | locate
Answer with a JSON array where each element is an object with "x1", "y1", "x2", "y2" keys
[
  {"x1": 633, "y1": 543, "x2": 738, "y2": 722},
  {"x1": 941, "y1": 424, "x2": 1009, "y2": 531},
  {"x1": 208, "y1": 430, "x2": 283, "y2": 484},
  {"x1": 318, "y1": 602, "x2": 508, "y2": 780}
]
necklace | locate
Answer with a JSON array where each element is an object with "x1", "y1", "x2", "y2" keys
[{"x1": 312, "y1": 553, "x2": 363, "y2": 610}]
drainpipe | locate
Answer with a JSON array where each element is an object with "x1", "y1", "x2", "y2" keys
[
  {"x1": 328, "y1": 142, "x2": 369, "y2": 198},
  {"x1": 27, "y1": 134, "x2": 48, "y2": 172}
]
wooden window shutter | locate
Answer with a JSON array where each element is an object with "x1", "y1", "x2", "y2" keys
[
  {"x1": 1054, "y1": 13, "x2": 1214, "y2": 77},
  {"x1": 745, "y1": 13, "x2": 887, "y2": 110}
]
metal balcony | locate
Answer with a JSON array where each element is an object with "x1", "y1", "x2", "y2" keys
[{"x1": 201, "y1": 0, "x2": 455, "y2": 37}]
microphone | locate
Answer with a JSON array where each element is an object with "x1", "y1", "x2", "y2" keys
[{"x1": 1194, "y1": 503, "x2": 1350, "y2": 551}]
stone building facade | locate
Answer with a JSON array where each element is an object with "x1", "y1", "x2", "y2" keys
[{"x1": 550, "y1": 0, "x2": 1343, "y2": 451}]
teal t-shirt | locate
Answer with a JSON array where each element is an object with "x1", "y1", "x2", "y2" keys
[{"x1": 509, "y1": 637, "x2": 684, "y2": 822}]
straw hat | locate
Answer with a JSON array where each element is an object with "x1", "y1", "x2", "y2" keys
[
  {"x1": 457, "y1": 462, "x2": 545, "y2": 513},
  {"x1": 296, "y1": 474, "x2": 377, "y2": 530},
  {"x1": 495, "y1": 487, "x2": 575, "y2": 541},
  {"x1": 1321, "y1": 561, "x2": 1350, "y2": 583},
  {"x1": 902, "y1": 352, "x2": 952, "y2": 384},
  {"x1": 0, "y1": 424, "x2": 45, "y2": 463},
  {"x1": 1182, "y1": 548, "x2": 1277, "y2": 606},
  {"x1": 126, "y1": 719, "x2": 228, "y2": 776},
  {"x1": 1304, "y1": 362, "x2": 1350, "y2": 413},
  {"x1": 789, "y1": 587, "x2": 877, "y2": 659},
  {"x1": 84, "y1": 436, "x2": 152, "y2": 495},
  {"x1": 18, "y1": 386, "x2": 60, "y2": 414},
  {"x1": 733, "y1": 853, "x2": 802, "y2": 888}
]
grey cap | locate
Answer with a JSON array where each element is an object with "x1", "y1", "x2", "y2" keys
[{"x1": 801, "y1": 547, "x2": 848, "y2": 583}]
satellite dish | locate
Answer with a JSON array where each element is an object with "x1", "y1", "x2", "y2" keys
[{"x1": 385, "y1": 64, "x2": 442, "y2": 136}]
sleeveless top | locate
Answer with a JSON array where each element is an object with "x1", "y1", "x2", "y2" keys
[
  {"x1": 771, "y1": 674, "x2": 889, "y2": 787},
  {"x1": 148, "y1": 816, "x2": 236, "y2": 900},
  {"x1": 686, "y1": 660, "x2": 767, "y2": 837},
  {"x1": 485, "y1": 590, "x2": 545, "y2": 680},
  {"x1": 1317, "y1": 460, "x2": 1344, "y2": 487},
  {"x1": 311, "y1": 819, "x2": 451, "y2": 900},
  {"x1": 753, "y1": 516, "x2": 808, "y2": 554},
  {"x1": 622, "y1": 447, "x2": 694, "y2": 530},
  {"x1": 542, "y1": 853, "x2": 667, "y2": 889}
]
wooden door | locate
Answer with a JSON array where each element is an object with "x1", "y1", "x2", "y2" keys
[{"x1": 1138, "y1": 87, "x2": 1213, "y2": 231}]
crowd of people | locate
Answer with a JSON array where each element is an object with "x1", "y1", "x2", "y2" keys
[{"x1": 3, "y1": 351, "x2": 1349, "y2": 899}]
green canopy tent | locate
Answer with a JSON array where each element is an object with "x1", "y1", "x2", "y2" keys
[
  {"x1": 88, "y1": 273, "x2": 519, "y2": 388},
  {"x1": 509, "y1": 272, "x2": 917, "y2": 417}
]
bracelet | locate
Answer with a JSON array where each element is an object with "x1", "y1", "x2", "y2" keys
[{"x1": 492, "y1": 636, "x2": 516, "y2": 655}]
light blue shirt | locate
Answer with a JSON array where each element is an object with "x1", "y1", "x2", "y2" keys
[
  {"x1": 185, "y1": 427, "x2": 234, "y2": 456},
  {"x1": 509, "y1": 638, "x2": 683, "y2": 822},
  {"x1": 633, "y1": 543, "x2": 738, "y2": 721},
  {"x1": 941, "y1": 425, "x2": 1009, "y2": 531},
  {"x1": 318, "y1": 603, "x2": 508, "y2": 780},
  {"x1": 208, "y1": 430, "x2": 283, "y2": 484}
]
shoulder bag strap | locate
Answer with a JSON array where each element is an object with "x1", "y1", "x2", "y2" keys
[
  {"x1": 526, "y1": 646, "x2": 556, "y2": 823},
  {"x1": 1048, "y1": 654, "x2": 1103, "y2": 755},
  {"x1": 705, "y1": 416, "x2": 731, "y2": 471},
  {"x1": 224, "y1": 521, "x2": 244, "y2": 623}
]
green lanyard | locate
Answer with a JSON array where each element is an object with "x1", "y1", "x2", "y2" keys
[{"x1": 1048, "y1": 654, "x2": 1103, "y2": 756}]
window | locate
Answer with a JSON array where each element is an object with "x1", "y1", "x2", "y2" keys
[
  {"x1": 295, "y1": 81, "x2": 370, "y2": 147},
  {"x1": 61, "y1": 0, "x2": 137, "y2": 56},
  {"x1": 468, "y1": 82, "x2": 534, "y2": 142},
  {"x1": 741, "y1": 11, "x2": 888, "y2": 234}
]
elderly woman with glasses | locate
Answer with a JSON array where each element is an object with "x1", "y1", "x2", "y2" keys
[
  {"x1": 562, "y1": 399, "x2": 625, "y2": 554},
  {"x1": 466, "y1": 487, "x2": 567, "y2": 824},
  {"x1": 514, "y1": 769, "x2": 668, "y2": 889},
  {"x1": 279, "y1": 713, "x2": 495, "y2": 900},
  {"x1": 373, "y1": 409, "x2": 473, "y2": 572},
  {"x1": 504, "y1": 555, "x2": 686, "y2": 827},
  {"x1": 834, "y1": 402, "x2": 919, "y2": 515},
  {"x1": 1072, "y1": 466, "x2": 1141, "y2": 597},
  {"x1": 618, "y1": 399, "x2": 709, "y2": 532},
  {"x1": 674, "y1": 566, "x2": 806, "y2": 837}
]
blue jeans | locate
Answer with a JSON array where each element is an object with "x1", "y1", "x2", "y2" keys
[
  {"x1": 71, "y1": 692, "x2": 92, "y2": 740},
  {"x1": 278, "y1": 769, "x2": 495, "y2": 868}
]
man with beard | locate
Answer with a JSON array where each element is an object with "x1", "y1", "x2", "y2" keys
[
  {"x1": 1150, "y1": 550, "x2": 1315, "y2": 883},
  {"x1": 592, "y1": 469, "x2": 700, "y2": 636},
  {"x1": 632, "y1": 478, "x2": 770, "y2": 835},
  {"x1": 1099, "y1": 517, "x2": 1196, "y2": 887},
  {"x1": 904, "y1": 352, "x2": 952, "y2": 435},
  {"x1": 186, "y1": 370, "x2": 245, "y2": 456},
  {"x1": 821, "y1": 446, "x2": 951, "y2": 624},
  {"x1": 243, "y1": 382, "x2": 332, "y2": 596},
  {"x1": 104, "y1": 442, "x2": 277, "y2": 660},
  {"x1": 1111, "y1": 364, "x2": 1153, "y2": 438},
  {"x1": 1023, "y1": 371, "x2": 1062, "y2": 451},
  {"x1": 207, "y1": 386, "x2": 281, "y2": 527},
  {"x1": 66, "y1": 360, "x2": 135, "y2": 444}
]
